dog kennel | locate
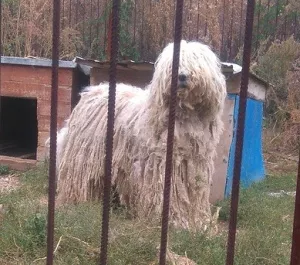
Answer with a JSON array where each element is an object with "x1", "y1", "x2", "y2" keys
[{"x1": 0, "y1": 56, "x2": 89, "y2": 170}]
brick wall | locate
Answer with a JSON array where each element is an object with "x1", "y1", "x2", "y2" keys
[{"x1": 0, "y1": 64, "x2": 74, "y2": 161}]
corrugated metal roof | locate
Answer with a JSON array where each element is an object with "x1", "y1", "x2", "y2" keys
[
  {"x1": 74, "y1": 57, "x2": 268, "y2": 87},
  {"x1": 221, "y1": 62, "x2": 269, "y2": 88},
  {"x1": 74, "y1": 57, "x2": 154, "y2": 71},
  {"x1": 1, "y1": 56, "x2": 77, "y2": 69}
]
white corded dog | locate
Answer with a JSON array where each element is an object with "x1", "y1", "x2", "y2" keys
[{"x1": 50, "y1": 40, "x2": 226, "y2": 231}]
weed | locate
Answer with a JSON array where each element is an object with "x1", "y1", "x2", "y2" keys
[{"x1": 0, "y1": 165, "x2": 9, "y2": 176}]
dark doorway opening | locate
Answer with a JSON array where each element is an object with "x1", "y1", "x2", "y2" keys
[{"x1": 0, "y1": 97, "x2": 37, "y2": 160}]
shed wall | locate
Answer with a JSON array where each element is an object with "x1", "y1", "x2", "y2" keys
[
  {"x1": 0, "y1": 64, "x2": 74, "y2": 161},
  {"x1": 210, "y1": 96, "x2": 235, "y2": 203},
  {"x1": 90, "y1": 68, "x2": 153, "y2": 88}
]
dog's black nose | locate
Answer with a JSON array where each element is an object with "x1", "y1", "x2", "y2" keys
[{"x1": 178, "y1": 74, "x2": 187, "y2": 82}]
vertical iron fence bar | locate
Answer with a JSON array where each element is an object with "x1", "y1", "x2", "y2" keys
[
  {"x1": 75, "y1": 0, "x2": 79, "y2": 25},
  {"x1": 290, "y1": 147, "x2": 300, "y2": 264},
  {"x1": 126, "y1": 4, "x2": 129, "y2": 37},
  {"x1": 62, "y1": 0, "x2": 65, "y2": 30},
  {"x1": 69, "y1": 0, "x2": 72, "y2": 28},
  {"x1": 97, "y1": 0, "x2": 100, "y2": 41},
  {"x1": 133, "y1": 0, "x2": 136, "y2": 44},
  {"x1": 220, "y1": 0, "x2": 226, "y2": 59},
  {"x1": 294, "y1": 14, "x2": 298, "y2": 39},
  {"x1": 159, "y1": 0, "x2": 183, "y2": 264},
  {"x1": 283, "y1": 0, "x2": 288, "y2": 40},
  {"x1": 229, "y1": 0, "x2": 235, "y2": 60},
  {"x1": 90, "y1": 0, "x2": 93, "y2": 49},
  {"x1": 264, "y1": 0, "x2": 271, "y2": 39},
  {"x1": 239, "y1": 0, "x2": 244, "y2": 48},
  {"x1": 255, "y1": 0, "x2": 261, "y2": 51},
  {"x1": 103, "y1": 0, "x2": 108, "y2": 58},
  {"x1": 225, "y1": 0, "x2": 255, "y2": 265},
  {"x1": 141, "y1": 0, "x2": 145, "y2": 58},
  {"x1": 204, "y1": 0, "x2": 208, "y2": 37},
  {"x1": 99, "y1": 0, "x2": 120, "y2": 264},
  {"x1": 188, "y1": 0, "x2": 191, "y2": 39},
  {"x1": 82, "y1": 1, "x2": 86, "y2": 48},
  {"x1": 46, "y1": 0, "x2": 61, "y2": 264},
  {"x1": 275, "y1": 0, "x2": 279, "y2": 38},
  {"x1": 267, "y1": 0, "x2": 270, "y2": 10},
  {"x1": 0, "y1": 0, "x2": 2, "y2": 135},
  {"x1": 196, "y1": 0, "x2": 200, "y2": 40}
]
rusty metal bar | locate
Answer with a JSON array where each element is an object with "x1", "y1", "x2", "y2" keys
[
  {"x1": 75, "y1": 0, "x2": 79, "y2": 25},
  {"x1": 133, "y1": 0, "x2": 136, "y2": 44},
  {"x1": 188, "y1": 0, "x2": 192, "y2": 39},
  {"x1": 46, "y1": 0, "x2": 61, "y2": 264},
  {"x1": 294, "y1": 14, "x2": 298, "y2": 38},
  {"x1": 264, "y1": 0, "x2": 271, "y2": 39},
  {"x1": 159, "y1": 0, "x2": 184, "y2": 264},
  {"x1": 283, "y1": 0, "x2": 288, "y2": 40},
  {"x1": 220, "y1": 0, "x2": 226, "y2": 59},
  {"x1": 204, "y1": 0, "x2": 208, "y2": 37},
  {"x1": 225, "y1": 0, "x2": 255, "y2": 265},
  {"x1": 0, "y1": 0, "x2": 2, "y2": 135},
  {"x1": 256, "y1": 0, "x2": 262, "y2": 51},
  {"x1": 239, "y1": 0, "x2": 244, "y2": 47},
  {"x1": 229, "y1": 0, "x2": 235, "y2": 59},
  {"x1": 82, "y1": 1, "x2": 86, "y2": 44},
  {"x1": 196, "y1": 0, "x2": 200, "y2": 39},
  {"x1": 69, "y1": 0, "x2": 72, "y2": 27},
  {"x1": 103, "y1": 0, "x2": 108, "y2": 57},
  {"x1": 267, "y1": 0, "x2": 270, "y2": 10},
  {"x1": 62, "y1": 0, "x2": 65, "y2": 29},
  {"x1": 90, "y1": 0, "x2": 93, "y2": 48},
  {"x1": 275, "y1": 0, "x2": 279, "y2": 37},
  {"x1": 99, "y1": 0, "x2": 120, "y2": 264},
  {"x1": 290, "y1": 147, "x2": 300, "y2": 264},
  {"x1": 106, "y1": 11, "x2": 112, "y2": 61},
  {"x1": 97, "y1": 0, "x2": 100, "y2": 40},
  {"x1": 140, "y1": 0, "x2": 145, "y2": 58}
]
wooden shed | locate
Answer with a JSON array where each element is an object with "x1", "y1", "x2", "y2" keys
[
  {"x1": 75, "y1": 58, "x2": 268, "y2": 203},
  {"x1": 0, "y1": 56, "x2": 89, "y2": 170}
]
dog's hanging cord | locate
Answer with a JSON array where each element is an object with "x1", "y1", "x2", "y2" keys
[{"x1": 159, "y1": 0, "x2": 184, "y2": 264}]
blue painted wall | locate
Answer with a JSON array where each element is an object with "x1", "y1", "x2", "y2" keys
[{"x1": 225, "y1": 94, "x2": 265, "y2": 197}]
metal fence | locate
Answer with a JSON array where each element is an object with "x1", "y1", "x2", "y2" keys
[
  {"x1": 58, "y1": 0, "x2": 300, "y2": 62},
  {"x1": 0, "y1": 0, "x2": 300, "y2": 264}
]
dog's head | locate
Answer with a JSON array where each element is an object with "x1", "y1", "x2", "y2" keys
[{"x1": 151, "y1": 40, "x2": 226, "y2": 117}]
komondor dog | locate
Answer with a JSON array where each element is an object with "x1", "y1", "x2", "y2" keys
[{"x1": 53, "y1": 40, "x2": 226, "y2": 231}]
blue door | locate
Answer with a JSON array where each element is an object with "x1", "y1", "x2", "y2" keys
[{"x1": 225, "y1": 95, "x2": 265, "y2": 197}]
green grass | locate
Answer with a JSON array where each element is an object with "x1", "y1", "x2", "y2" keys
[
  {"x1": 0, "y1": 165, "x2": 10, "y2": 176},
  {"x1": 0, "y1": 167, "x2": 297, "y2": 265}
]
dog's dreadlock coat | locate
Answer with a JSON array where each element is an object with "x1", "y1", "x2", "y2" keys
[{"x1": 53, "y1": 40, "x2": 226, "y2": 231}]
